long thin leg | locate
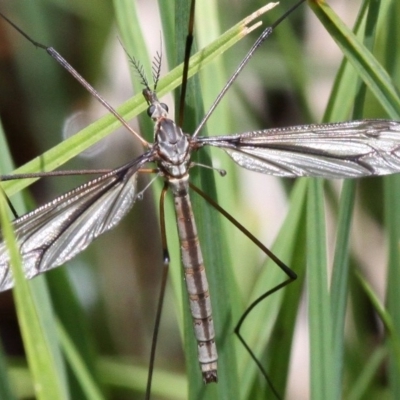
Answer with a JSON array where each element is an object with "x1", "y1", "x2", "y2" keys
[
  {"x1": 189, "y1": 183, "x2": 296, "y2": 279},
  {"x1": 0, "y1": 169, "x2": 113, "y2": 181},
  {"x1": 189, "y1": 182, "x2": 296, "y2": 399},
  {"x1": 145, "y1": 182, "x2": 170, "y2": 400},
  {"x1": 0, "y1": 11, "x2": 148, "y2": 148},
  {"x1": 0, "y1": 168, "x2": 160, "y2": 182},
  {"x1": 234, "y1": 286, "x2": 292, "y2": 400},
  {"x1": 193, "y1": 0, "x2": 306, "y2": 137}
]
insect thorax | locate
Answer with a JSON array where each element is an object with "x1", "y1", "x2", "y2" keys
[{"x1": 155, "y1": 118, "x2": 191, "y2": 177}]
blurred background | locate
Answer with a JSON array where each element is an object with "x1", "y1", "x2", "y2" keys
[{"x1": 0, "y1": 0, "x2": 398, "y2": 399}]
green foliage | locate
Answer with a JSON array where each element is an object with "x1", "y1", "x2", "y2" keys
[{"x1": 0, "y1": 1, "x2": 399, "y2": 399}]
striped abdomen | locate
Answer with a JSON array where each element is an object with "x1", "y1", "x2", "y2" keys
[{"x1": 169, "y1": 175, "x2": 218, "y2": 383}]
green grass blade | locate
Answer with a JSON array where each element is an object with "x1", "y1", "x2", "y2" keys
[
  {"x1": 322, "y1": 1, "x2": 369, "y2": 122},
  {"x1": 239, "y1": 179, "x2": 308, "y2": 398},
  {"x1": 0, "y1": 199, "x2": 69, "y2": 400},
  {"x1": 8, "y1": 360, "x2": 33, "y2": 399},
  {"x1": 384, "y1": 173, "x2": 400, "y2": 397},
  {"x1": 347, "y1": 346, "x2": 388, "y2": 400},
  {"x1": 175, "y1": 1, "x2": 239, "y2": 398},
  {"x1": 380, "y1": 1, "x2": 400, "y2": 397},
  {"x1": 307, "y1": 178, "x2": 334, "y2": 400},
  {"x1": 308, "y1": 1, "x2": 400, "y2": 398},
  {"x1": 328, "y1": 3, "x2": 382, "y2": 398},
  {"x1": 309, "y1": 0, "x2": 400, "y2": 120},
  {"x1": 98, "y1": 357, "x2": 186, "y2": 399},
  {"x1": 354, "y1": 262, "x2": 400, "y2": 399},
  {"x1": 0, "y1": 122, "x2": 17, "y2": 400},
  {"x1": 56, "y1": 320, "x2": 104, "y2": 400},
  {"x1": 329, "y1": 180, "x2": 355, "y2": 398},
  {"x1": 0, "y1": 347, "x2": 15, "y2": 400},
  {"x1": 0, "y1": 117, "x2": 70, "y2": 399}
]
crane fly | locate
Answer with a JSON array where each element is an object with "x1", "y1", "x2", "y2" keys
[{"x1": 1, "y1": 0, "x2": 400, "y2": 398}]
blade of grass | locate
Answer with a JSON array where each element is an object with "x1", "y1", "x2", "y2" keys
[
  {"x1": 0, "y1": 119, "x2": 70, "y2": 399},
  {"x1": 47, "y1": 268, "x2": 101, "y2": 399},
  {"x1": 0, "y1": 198, "x2": 69, "y2": 400},
  {"x1": 307, "y1": 178, "x2": 334, "y2": 400},
  {"x1": 327, "y1": 3, "x2": 383, "y2": 398},
  {"x1": 175, "y1": 1, "x2": 239, "y2": 398},
  {"x1": 322, "y1": 1, "x2": 369, "y2": 122},
  {"x1": 0, "y1": 122, "x2": 17, "y2": 400},
  {"x1": 308, "y1": 0, "x2": 400, "y2": 120},
  {"x1": 347, "y1": 346, "x2": 388, "y2": 400},
  {"x1": 384, "y1": 173, "x2": 400, "y2": 397},
  {"x1": 8, "y1": 360, "x2": 33, "y2": 398},
  {"x1": 381, "y1": 1, "x2": 400, "y2": 398},
  {"x1": 329, "y1": 180, "x2": 355, "y2": 398},
  {"x1": 98, "y1": 357, "x2": 186, "y2": 399},
  {"x1": 239, "y1": 179, "x2": 308, "y2": 398},
  {"x1": 56, "y1": 320, "x2": 104, "y2": 400},
  {"x1": 0, "y1": 345, "x2": 15, "y2": 400}
]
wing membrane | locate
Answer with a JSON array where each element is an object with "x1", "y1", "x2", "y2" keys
[
  {"x1": 200, "y1": 120, "x2": 400, "y2": 178},
  {"x1": 0, "y1": 153, "x2": 151, "y2": 291}
]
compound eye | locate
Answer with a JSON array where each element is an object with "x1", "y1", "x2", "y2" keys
[
  {"x1": 161, "y1": 103, "x2": 169, "y2": 113},
  {"x1": 147, "y1": 105, "x2": 156, "y2": 117}
]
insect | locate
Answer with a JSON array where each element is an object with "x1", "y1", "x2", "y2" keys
[{"x1": 1, "y1": 1, "x2": 400, "y2": 399}]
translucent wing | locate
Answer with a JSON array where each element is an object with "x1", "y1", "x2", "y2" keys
[
  {"x1": 199, "y1": 120, "x2": 400, "y2": 178},
  {"x1": 0, "y1": 153, "x2": 151, "y2": 292}
]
